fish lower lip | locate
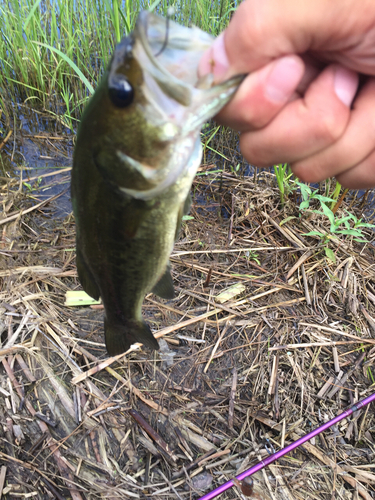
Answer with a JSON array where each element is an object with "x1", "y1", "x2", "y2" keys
[
  {"x1": 92, "y1": 152, "x2": 167, "y2": 201},
  {"x1": 116, "y1": 151, "x2": 161, "y2": 183}
]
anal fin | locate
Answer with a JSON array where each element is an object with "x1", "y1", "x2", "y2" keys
[{"x1": 151, "y1": 264, "x2": 175, "y2": 299}]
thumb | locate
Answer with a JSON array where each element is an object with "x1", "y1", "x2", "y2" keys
[{"x1": 199, "y1": 0, "x2": 357, "y2": 80}]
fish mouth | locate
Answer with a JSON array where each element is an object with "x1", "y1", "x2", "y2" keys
[
  {"x1": 115, "y1": 134, "x2": 202, "y2": 200},
  {"x1": 133, "y1": 11, "x2": 244, "y2": 130},
  {"x1": 116, "y1": 151, "x2": 189, "y2": 200},
  {"x1": 134, "y1": 11, "x2": 213, "y2": 107},
  {"x1": 106, "y1": 12, "x2": 244, "y2": 200}
]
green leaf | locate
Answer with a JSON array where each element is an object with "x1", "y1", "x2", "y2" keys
[
  {"x1": 280, "y1": 216, "x2": 297, "y2": 226},
  {"x1": 149, "y1": 0, "x2": 163, "y2": 12},
  {"x1": 320, "y1": 202, "x2": 335, "y2": 225},
  {"x1": 336, "y1": 229, "x2": 364, "y2": 237},
  {"x1": 31, "y1": 41, "x2": 95, "y2": 94},
  {"x1": 303, "y1": 230, "x2": 325, "y2": 237},
  {"x1": 118, "y1": 8, "x2": 131, "y2": 34},
  {"x1": 335, "y1": 215, "x2": 352, "y2": 225},
  {"x1": 325, "y1": 247, "x2": 336, "y2": 263},
  {"x1": 298, "y1": 183, "x2": 312, "y2": 201},
  {"x1": 23, "y1": 0, "x2": 43, "y2": 31},
  {"x1": 355, "y1": 222, "x2": 375, "y2": 229},
  {"x1": 315, "y1": 194, "x2": 336, "y2": 204}
]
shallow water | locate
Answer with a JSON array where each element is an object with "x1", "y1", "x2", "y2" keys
[{"x1": 1, "y1": 106, "x2": 73, "y2": 218}]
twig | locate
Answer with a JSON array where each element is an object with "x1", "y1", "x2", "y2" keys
[
  {"x1": 300, "y1": 322, "x2": 375, "y2": 345},
  {"x1": 128, "y1": 409, "x2": 178, "y2": 462},
  {"x1": 204, "y1": 321, "x2": 230, "y2": 373},
  {"x1": 286, "y1": 250, "x2": 314, "y2": 279},
  {"x1": 171, "y1": 246, "x2": 302, "y2": 257},
  {"x1": 0, "y1": 130, "x2": 12, "y2": 150},
  {"x1": 157, "y1": 469, "x2": 184, "y2": 500},
  {"x1": 0, "y1": 466, "x2": 6, "y2": 498},
  {"x1": 301, "y1": 264, "x2": 311, "y2": 305},
  {"x1": 228, "y1": 367, "x2": 237, "y2": 429},
  {"x1": 0, "y1": 188, "x2": 69, "y2": 226}
]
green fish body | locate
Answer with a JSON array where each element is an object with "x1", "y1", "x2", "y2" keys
[{"x1": 71, "y1": 12, "x2": 241, "y2": 355}]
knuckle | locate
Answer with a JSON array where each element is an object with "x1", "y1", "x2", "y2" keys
[
  {"x1": 240, "y1": 137, "x2": 272, "y2": 167},
  {"x1": 292, "y1": 166, "x2": 320, "y2": 184},
  {"x1": 310, "y1": 105, "x2": 346, "y2": 144}
]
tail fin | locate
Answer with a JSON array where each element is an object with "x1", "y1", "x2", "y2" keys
[{"x1": 104, "y1": 318, "x2": 159, "y2": 355}]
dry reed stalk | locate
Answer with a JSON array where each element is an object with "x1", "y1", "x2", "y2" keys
[{"x1": 0, "y1": 163, "x2": 374, "y2": 499}]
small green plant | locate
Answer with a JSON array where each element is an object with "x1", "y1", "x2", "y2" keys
[
  {"x1": 230, "y1": 163, "x2": 241, "y2": 175},
  {"x1": 245, "y1": 250, "x2": 260, "y2": 265},
  {"x1": 304, "y1": 205, "x2": 373, "y2": 243},
  {"x1": 301, "y1": 199, "x2": 374, "y2": 263},
  {"x1": 274, "y1": 163, "x2": 295, "y2": 207},
  {"x1": 329, "y1": 180, "x2": 342, "y2": 210},
  {"x1": 201, "y1": 125, "x2": 230, "y2": 164},
  {"x1": 296, "y1": 181, "x2": 335, "y2": 211},
  {"x1": 295, "y1": 181, "x2": 375, "y2": 262},
  {"x1": 23, "y1": 175, "x2": 44, "y2": 192}
]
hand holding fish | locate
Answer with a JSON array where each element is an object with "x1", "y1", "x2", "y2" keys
[{"x1": 199, "y1": 0, "x2": 375, "y2": 189}]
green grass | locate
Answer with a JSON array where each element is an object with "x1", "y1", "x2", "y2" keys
[{"x1": 0, "y1": 0, "x2": 238, "y2": 130}]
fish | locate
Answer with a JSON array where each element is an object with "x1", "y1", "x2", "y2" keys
[{"x1": 71, "y1": 11, "x2": 242, "y2": 356}]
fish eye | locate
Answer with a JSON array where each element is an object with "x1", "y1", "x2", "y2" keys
[{"x1": 108, "y1": 74, "x2": 134, "y2": 108}]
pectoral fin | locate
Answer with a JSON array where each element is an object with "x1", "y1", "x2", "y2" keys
[
  {"x1": 76, "y1": 246, "x2": 100, "y2": 301},
  {"x1": 152, "y1": 264, "x2": 175, "y2": 299},
  {"x1": 183, "y1": 192, "x2": 192, "y2": 215},
  {"x1": 175, "y1": 193, "x2": 192, "y2": 240}
]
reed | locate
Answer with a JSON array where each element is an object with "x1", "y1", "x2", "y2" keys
[{"x1": 0, "y1": 0, "x2": 237, "y2": 130}]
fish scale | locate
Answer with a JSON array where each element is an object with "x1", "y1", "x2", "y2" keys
[{"x1": 71, "y1": 11, "x2": 242, "y2": 355}]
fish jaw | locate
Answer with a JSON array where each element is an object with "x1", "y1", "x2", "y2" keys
[
  {"x1": 133, "y1": 11, "x2": 244, "y2": 125},
  {"x1": 100, "y1": 11, "x2": 243, "y2": 200},
  {"x1": 117, "y1": 134, "x2": 202, "y2": 200}
]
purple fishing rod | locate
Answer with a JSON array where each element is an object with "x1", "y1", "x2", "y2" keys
[{"x1": 198, "y1": 392, "x2": 375, "y2": 500}]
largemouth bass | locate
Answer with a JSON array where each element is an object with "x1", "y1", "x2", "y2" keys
[{"x1": 71, "y1": 11, "x2": 241, "y2": 355}]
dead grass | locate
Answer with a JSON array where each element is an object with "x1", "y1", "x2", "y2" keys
[{"x1": 0, "y1": 164, "x2": 374, "y2": 500}]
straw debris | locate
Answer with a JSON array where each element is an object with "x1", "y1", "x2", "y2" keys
[{"x1": 0, "y1": 166, "x2": 374, "y2": 499}]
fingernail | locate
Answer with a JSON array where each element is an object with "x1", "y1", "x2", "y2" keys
[
  {"x1": 334, "y1": 67, "x2": 358, "y2": 106},
  {"x1": 265, "y1": 56, "x2": 304, "y2": 103},
  {"x1": 198, "y1": 33, "x2": 229, "y2": 80}
]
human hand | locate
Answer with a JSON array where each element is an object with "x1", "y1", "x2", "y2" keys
[{"x1": 199, "y1": 0, "x2": 375, "y2": 189}]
